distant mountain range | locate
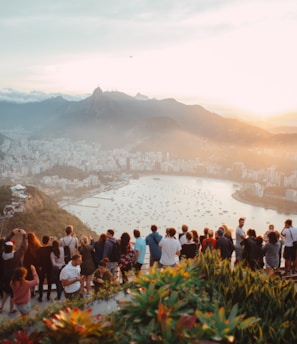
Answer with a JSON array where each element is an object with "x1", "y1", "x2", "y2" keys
[{"x1": 0, "y1": 87, "x2": 296, "y2": 158}]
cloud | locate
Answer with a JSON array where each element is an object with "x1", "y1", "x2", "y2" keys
[
  {"x1": 0, "y1": 0, "x2": 296, "y2": 115},
  {"x1": 0, "y1": 88, "x2": 86, "y2": 103}
]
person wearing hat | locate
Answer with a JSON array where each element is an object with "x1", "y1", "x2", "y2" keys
[
  {"x1": 215, "y1": 227, "x2": 235, "y2": 260},
  {"x1": 0, "y1": 228, "x2": 28, "y2": 314}
]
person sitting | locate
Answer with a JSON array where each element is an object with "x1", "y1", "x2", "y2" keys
[
  {"x1": 10, "y1": 265, "x2": 39, "y2": 318},
  {"x1": 93, "y1": 259, "x2": 113, "y2": 293}
]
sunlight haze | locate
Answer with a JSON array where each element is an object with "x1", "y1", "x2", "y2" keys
[{"x1": 1, "y1": 0, "x2": 296, "y2": 118}]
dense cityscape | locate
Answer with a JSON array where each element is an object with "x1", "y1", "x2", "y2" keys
[{"x1": 1, "y1": 129, "x2": 297, "y2": 208}]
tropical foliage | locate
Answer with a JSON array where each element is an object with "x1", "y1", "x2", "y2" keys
[{"x1": 1, "y1": 253, "x2": 297, "y2": 343}]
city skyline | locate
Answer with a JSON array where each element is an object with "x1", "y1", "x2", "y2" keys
[{"x1": 1, "y1": 1, "x2": 297, "y2": 118}]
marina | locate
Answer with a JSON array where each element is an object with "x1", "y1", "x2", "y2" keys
[{"x1": 63, "y1": 175, "x2": 296, "y2": 239}]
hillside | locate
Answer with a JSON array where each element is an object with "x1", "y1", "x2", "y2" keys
[{"x1": 0, "y1": 185, "x2": 97, "y2": 240}]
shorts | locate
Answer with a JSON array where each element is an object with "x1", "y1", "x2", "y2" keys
[
  {"x1": 283, "y1": 246, "x2": 296, "y2": 261},
  {"x1": 65, "y1": 288, "x2": 82, "y2": 300},
  {"x1": 3, "y1": 282, "x2": 13, "y2": 296},
  {"x1": 15, "y1": 302, "x2": 31, "y2": 315}
]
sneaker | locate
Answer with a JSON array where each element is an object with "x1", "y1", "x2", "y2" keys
[
  {"x1": 9, "y1": 309, "x2": 17, "y2": 314},
  {"x1": 38, "y1": 296, "x2": 43, "y2": 302}
]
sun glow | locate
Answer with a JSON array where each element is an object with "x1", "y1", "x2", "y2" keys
[{"x1": 7, "y1": 0, "x2": 296, "y2": 119}]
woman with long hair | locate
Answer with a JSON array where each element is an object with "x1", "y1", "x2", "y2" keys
[
  {"x1": 50, "y1": 240, "x2": 65, "y2": 300},
  {"x1": 10, "y1": 265, "x2": 39, "y2": 317},
  {"x1": 78, "y1": 236, "x2": 96, "y2": 296},
  {"x1": 23, "y1": 232, "x2": 41, "y2": 298},
  {"x1": 262, "y1": 231, "x2": 280, "y2": 276},
  {"x1": 93, "y1": 233, "x2": 107, "y2": 266},
  {"x1": 118, "y1": 232, "x2": 134, "y2": 284}
]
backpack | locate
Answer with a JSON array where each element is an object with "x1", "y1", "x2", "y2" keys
[
  {"x1": 63, "y1": 238, "x2": 72, "y2": 264},
  {"x1": 110, "y1": 240, "x2": 121, "y2": 262}
]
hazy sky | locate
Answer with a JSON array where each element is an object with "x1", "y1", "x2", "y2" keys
[{"x1": 1, "y1": 0, "x2": 296, "y2": 117}]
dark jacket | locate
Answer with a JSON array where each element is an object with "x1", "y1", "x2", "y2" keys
[{"x1": 216, "y1": 236, "x2": 234, "y2": 260}]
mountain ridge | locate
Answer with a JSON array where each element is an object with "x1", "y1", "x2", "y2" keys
[{"x1": 1, "y1": 87, "x2": 296, "y2": 158}]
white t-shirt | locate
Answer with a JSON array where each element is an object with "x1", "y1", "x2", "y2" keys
[
  {"x1": 179, "y1": 233, "x2": 187, "y2": 246},
  {"x1": 59, "y1": 261, "x2": 81, "y2": 293},
  {"x1": 60, "y1": 236, "x2": 78, "y2": 257},
  {"x1": 159, "y1": 237, "x2": 181, "y2": 266},
  {"x1": 235, "y1": 226, "x2": 245, "y2": 247},
  {"x1": 282, "y1": 227, "x2": 297, "y2": 247}
]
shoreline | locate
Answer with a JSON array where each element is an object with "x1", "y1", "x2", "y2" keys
[
  {"x1": 232, "y1": 190, "x2": 297, "y2": 216},
  {"x1": 60, "y1": 173, "x2": 297, "y2": 218}
]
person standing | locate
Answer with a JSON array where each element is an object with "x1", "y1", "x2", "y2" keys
[
  {"x1": 0, "y1": 228, "x2": 28, "y2": 314},
  {"x1": 23, "y1": 232, "x2": 41, "y2": 297},
  {"x1": 201, "y1": 229, "x2": 216, "y2": 253},
  {"x1": 93, "y1": 233, "x2": 107, "y2": 266},
  {"x1": 133, "y1": 229, "x2": 146, "y2": 274},
  {"x1": 235, "y1": 217, "x2": 246, "y2": 264},
  {"x1": 60, "y1": 225, "x2": 78, "y2": 260},
  {"x1": 181, "y1": 232, "x2": 197, "y2": 259},
  {"x1": 262, "y1": 231, "x2": 280, "y2": 276},
  {"x1": 145, "y1": 224, "x2": 162, "y2": 267},
  {"x1": 215, "y1": 228, "x2": 234, "y2": 260},
  {"x1": 159, "y1": 227, "x2": 181, "y2": 268},
  {"x1": 78, "y1": 236, "x2": 96, "y2": 296},
  {"x1": 103, "y1": 229, "x2": 119, "y2": 276},
  {"x1": 281, "y1": 219, "x2": 297, "y2": 276},
  {"x1": 50, "y1": 240, "x2": 65, "y2": 300},
  {"x1": 10, "y1": 265, "x2": 39, "y2": 317},
  {"x1": 60, "y1": 254, "x2": 84, "y2": 300},
  {"x1": 37, "y1": 235, "x2": 52, "y2": 302},
  {"x1": 179, "y1": 224, "x2": 188, "y2": 246},
  {"x1": 241, "y1": 229, "x2": 263, "y2": 271},
  {"x1": 118, "y1": 232, "x2": 134, "y2": 284},
  {"x1": 263, "y1": 224, "x2": 275, "y2": 243}
]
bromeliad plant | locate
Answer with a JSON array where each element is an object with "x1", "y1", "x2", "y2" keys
[
  {"x1": 112, "y1": 260, "x2": 258, "y2": 343},
  {"x1": 196, "y1": 304, "x2": 259, "y2": 343},
  {"x1": 42, "y1": 307, "x2": 114, "y2": 343}
]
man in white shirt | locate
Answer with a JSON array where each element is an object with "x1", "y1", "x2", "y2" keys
[
  {"x1": 281, "y1": 219, "x2": 297, "y2": 275},
  {"x1": 60, "y1": 254, "x2": 84, "y2": 299},
  {"x1": 159, "y1": 228, "x2": 181, "y2": 267},
  {"x1": 235, "y1": 217, "x2": 245, "y2": 264}
]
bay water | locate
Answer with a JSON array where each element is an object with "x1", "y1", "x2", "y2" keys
[{"x1": 63, "y1": 175, "x2": 295, "y2": 239}]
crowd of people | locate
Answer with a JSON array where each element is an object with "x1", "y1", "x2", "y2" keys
[{"x1": 1, "y1": 217, "x2": 297, "y2": 317}]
